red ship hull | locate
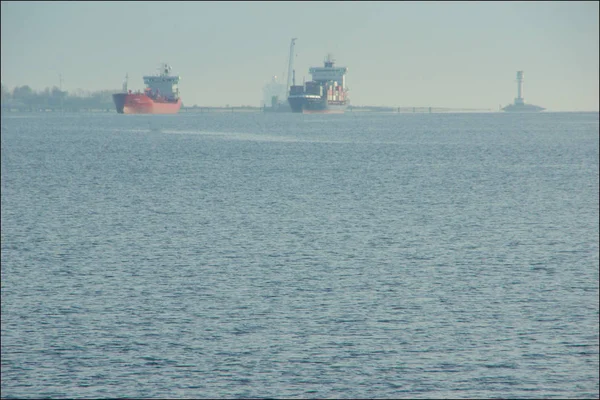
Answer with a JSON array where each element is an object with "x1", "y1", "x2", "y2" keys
[{"x1": 113, "y1": 93, "x2": 181, "y2": 114}]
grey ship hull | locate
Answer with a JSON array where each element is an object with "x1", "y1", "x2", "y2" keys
[{"x1": 288, "y1": 95, "x2": 347, "y2": 114}]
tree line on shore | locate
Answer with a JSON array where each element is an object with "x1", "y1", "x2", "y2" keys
[{"x1": 1, "y1": 83, "x2": 119, "y2": 111}]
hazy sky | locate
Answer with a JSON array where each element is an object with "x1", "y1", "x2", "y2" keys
[{"x1": 1, "y1": 1, "x2": 598, "y2": 110}]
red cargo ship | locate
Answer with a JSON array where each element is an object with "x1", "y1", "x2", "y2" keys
[{"x1": 113, "y1": 64, "x2": 182, "y2": 114}]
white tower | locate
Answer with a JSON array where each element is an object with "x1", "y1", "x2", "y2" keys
[{"x1": 515, "y1": 70, "x2": 524, "y2": 105}]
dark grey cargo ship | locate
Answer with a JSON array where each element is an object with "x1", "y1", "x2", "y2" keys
[{"x1": 288, "y1": 54, "x2": 349, "y2": 114}]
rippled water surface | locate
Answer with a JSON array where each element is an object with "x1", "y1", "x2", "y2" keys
[{"x1": 1, "y1": 111, "x2": 599, "y2": 399}]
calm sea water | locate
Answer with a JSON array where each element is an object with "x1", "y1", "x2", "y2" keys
[{"x1": 1, "y1": 111, "x2": 598, "y2": 399}]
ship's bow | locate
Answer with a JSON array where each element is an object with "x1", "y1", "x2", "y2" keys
[
  {"x1": 112, "y1": 93, "x2": 127, "y2": 114},
  {"x1": 287, "y1": 96, "x2": 306, "y2": 113}
]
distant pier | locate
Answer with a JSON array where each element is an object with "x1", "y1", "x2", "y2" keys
[{"x1": 347, "y1": 106, "x2": 493, "y2": 113}]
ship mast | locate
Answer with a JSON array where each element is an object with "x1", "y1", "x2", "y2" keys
[
  {"x1": 159, "y1": 63, "x2": 171, "y2": 76},
  {"x1": 286, "y1": 38, "x2": 297, "y2": 95},
  {"x1": 324, "y1": 53, "x2": 334, "y2": 68},
  {"x1": 122, "y1": 73, "x2": 128, "y2": 93}
]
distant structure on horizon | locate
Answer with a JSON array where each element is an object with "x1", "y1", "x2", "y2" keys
[
  {"x1": 262, "y1": 75, "x2": 287, "y2": 110},
  {"x1": 502, "y1": 70, "x2": 545, "y2": 112},
  {"x1": 262, "y1": 38, "x2": 296, "y2": 112}
]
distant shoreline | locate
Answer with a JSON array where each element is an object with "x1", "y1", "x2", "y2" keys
[
  {"x1": 1, "y1": 105, "x2": 497, "y2": 114},
  {"x1": 2, "y1": 105, "x2": 598, "y2": 114}
]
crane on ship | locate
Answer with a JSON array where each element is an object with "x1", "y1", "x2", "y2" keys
[{"x1": 286, "y1": 38, "x2": 297, "y2": 96}]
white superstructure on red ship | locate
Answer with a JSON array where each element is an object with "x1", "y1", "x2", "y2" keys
[{"x1": 113, "y1": 64, "x2": 182, "y2": 114}]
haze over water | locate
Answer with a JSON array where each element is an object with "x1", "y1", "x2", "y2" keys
[
  {"x1": 1, "y1": 2, "x2": 598, "y2": 111},
  {"x1": 1, "y1": 111, "x2": 599, "y2": 398}
]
